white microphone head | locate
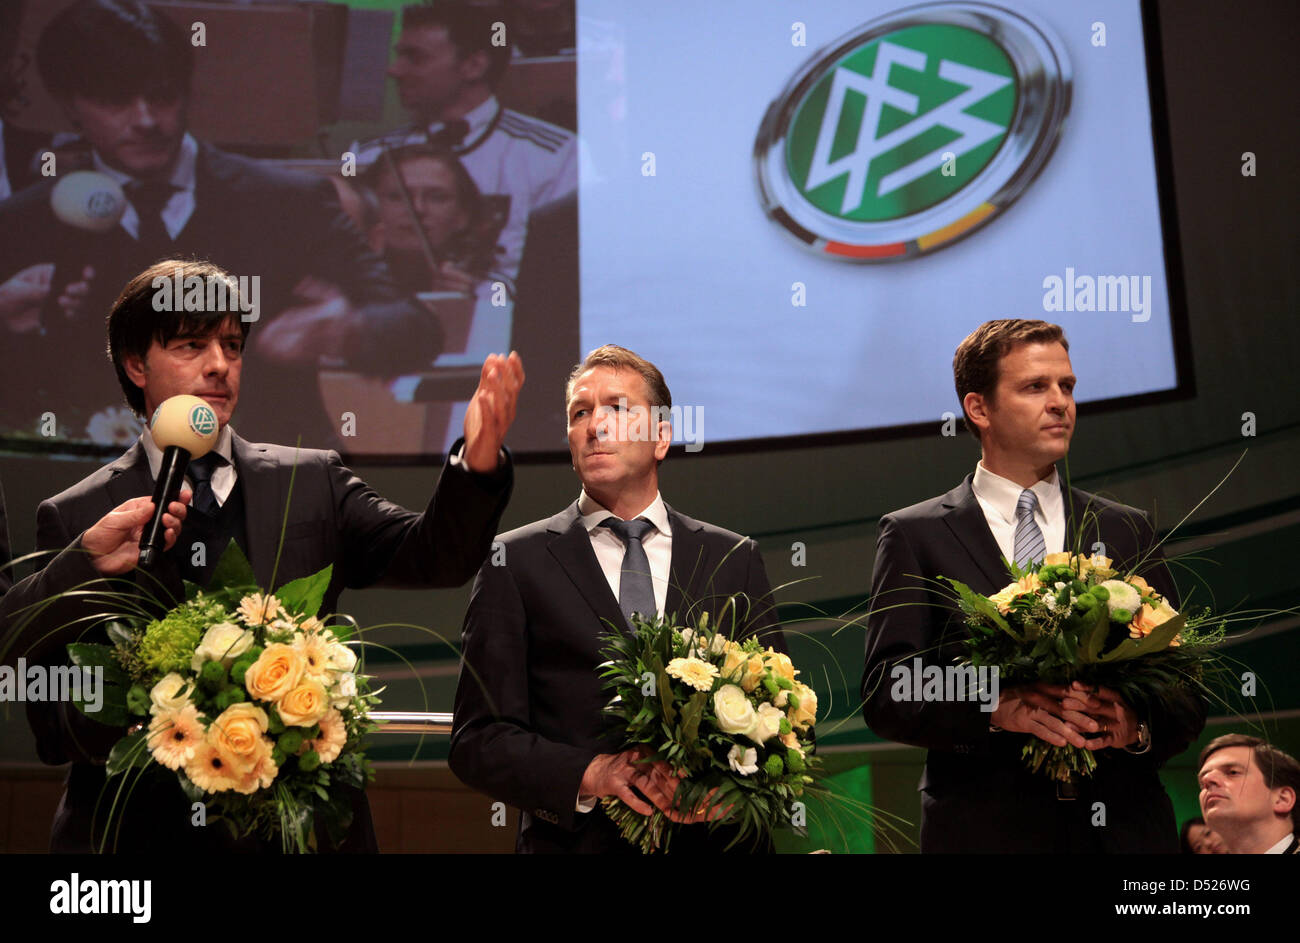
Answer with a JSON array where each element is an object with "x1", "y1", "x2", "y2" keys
[
  {"x1": 50, "y1": 171, "x2": 127, "y2": 232},
  {"x1": 149, "y1": 395, "x2": 220, "y2": 457}
]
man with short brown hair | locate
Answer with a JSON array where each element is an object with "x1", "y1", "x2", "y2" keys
[
  {"x1": 861, "y1": 318, "x2": 1205, "y2": 852},
  {"x1": 450, "y1": 345, "x2": 787, "y2": 853},
  {"x1": 1198, "y1": 734, "x2": 1299, "y2": 854}
]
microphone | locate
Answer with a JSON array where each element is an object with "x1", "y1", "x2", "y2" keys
[
  {"x1": 43, "y1": 171, "x2": 127, "y2": 325},
  {"x1": 138, "y1": 395, "x2": 220, "y2": 570}
]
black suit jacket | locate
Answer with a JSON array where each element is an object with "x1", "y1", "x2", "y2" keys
[
  {"x1": 0, "y1": 141, "x2": 440, "y2": 447},
  {"x1": 0, "y1": 432, "x2": 512, "y2": 852},
  {"x1": 861, "y1": 473, "x2": 1206, "y2": 853},
  {"x1": 448, "y1": 501, "x2": 787, "y2": 853}
]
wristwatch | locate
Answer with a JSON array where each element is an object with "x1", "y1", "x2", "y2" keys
[{"x1": 1123, "y1": 721, "x2": 1151, "y2": 754}]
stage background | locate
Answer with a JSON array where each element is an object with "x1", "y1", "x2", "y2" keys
[{"x1": 1, "y1": 0, "x2": 1296, "y2": 852}]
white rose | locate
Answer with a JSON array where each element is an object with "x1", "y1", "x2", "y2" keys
[
  {"x1": 749, "y1": 702, "x2": 784, "y2": 745},
  {"x1": 713, "y1": 684, "x2": 757, "y2": 737},
  {"x1": 326, "y1": 639, "x2": 358, "y2": 673},
  {"x1": 330, "y1": 671, "x2": 358, "y2": 709},
  {"x1": 708, "y1": 634, "x2": 730, "y2": 656},
  {"x1": 727, "y1": 744, "x2": 759, "y2": 776},
  {"x1": 149, "y1": 672, "x2": 193, "y2": 715},
  {"x1": 191, "y1": 622, "x2": 255, "y2": 671}
]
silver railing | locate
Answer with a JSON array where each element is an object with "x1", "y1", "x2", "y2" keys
[{"x1": 366, "y1": 711, "x2": 453, "y2": 734}]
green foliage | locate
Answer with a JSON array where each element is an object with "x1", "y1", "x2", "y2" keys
[{"x1": 275, "y1": 565, "x2": 333, "y2": 618}]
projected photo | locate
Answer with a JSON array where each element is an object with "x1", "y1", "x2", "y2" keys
[{"x1": 0, "y1": 0, "x2": 578, "y2": 457}]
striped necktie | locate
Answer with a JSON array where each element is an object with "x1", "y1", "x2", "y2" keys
[{"x1": 1014, "y1": 488, "x2": 1046, "y2": 568}]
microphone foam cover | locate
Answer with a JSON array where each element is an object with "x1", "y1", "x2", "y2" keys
[
  {"x1": 149, "y1": 395, "x2": 220, "y2": 457},
  {"x1": 50, "y1": 171, "x2": 127, "y2": 232}
]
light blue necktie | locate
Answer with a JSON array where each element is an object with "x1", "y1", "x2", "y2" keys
[{"x1": 1014, "y1": 489, "x2": 1046, "y2": 568}]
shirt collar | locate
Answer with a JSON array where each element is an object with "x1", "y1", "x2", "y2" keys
[
  {"x1": 93, "y1": 131, "x2": 199, "y2": 192},
  {"x1": 1266, "y1": 832, "x2": 1295, "y2": 854},
  {"x1": 578, "y1": 490, "x2": 672, "y2": 538},
  {"x1": 428, "y1": 95, "x2": 498, "y2": 150},
  {"x1": 140, "y1": 423, "x2": 234, "y2": 480},
  {"x1": 972, "y1": 462, "x2": 1061, "y2": 526}
]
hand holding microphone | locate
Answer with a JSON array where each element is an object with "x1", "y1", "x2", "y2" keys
[{"x1": 135, "y1": 395, "x2": 221, "y2": 569}]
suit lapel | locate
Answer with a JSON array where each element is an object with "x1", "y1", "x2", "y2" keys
[
  {"x1": 663, "y1": 505, "x2": 708, "y2": 621},
  {"x1": 547, "y1": 503, "x2": 628, "y2": 637},
  {"x1": 231, "y1": 434, "x2": 284, "y2": 588},
  {"x1": 941, "y1": 475, "x2": 1010, "y2": 590},
  {"x1": 104, "y1": 442, "x2": 154, "y2": 510}
]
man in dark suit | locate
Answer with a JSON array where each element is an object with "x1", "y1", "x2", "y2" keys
[
  {"x1": 0, "y1": 258, "x2": 524, "y2": 852},
  {"x1": 0, "y1": 0, "x2": 437, "y2": 448},
  {"x1": 1198, "y1": 734, "x2": 1300, "y2": 854},
  {"x1": 450, "y1": 345, "x2": 787, "y2": 853},
  {"x1": 861, "y1": 319, "x2": 1205, "y2": 853}
]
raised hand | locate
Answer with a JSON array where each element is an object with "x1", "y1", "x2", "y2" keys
[{"x1": 463, "y1": 351, "x2": 524, "y2": 473}]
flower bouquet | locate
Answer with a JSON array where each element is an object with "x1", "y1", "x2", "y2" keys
[
  {"x1": 598, "y1": 610, "x2": 821, "y2": 853},
  {"x1": 68, "y1": 541, "x2": 378, "y2": 852},
  {"x1": 944, "y1": 551, "x2": 1224, "y2": 782}
]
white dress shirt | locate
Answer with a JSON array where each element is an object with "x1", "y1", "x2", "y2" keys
[
  {"x1": 573, "y1": 490, "x2": 672, "y2": 813},
  {"x1": 1265, "y1": 832, "x2": 1295, "y2": 854},
  {"x1": 577, "y1": 490, "x2": 672, "y2": 618},
  {"x1": 140, "y1": 424, "x2": 236, "y2": 506},
  {"x1": 94, "y1": 132, "x2": 199, "y2": 241},
  {"x1": 971, "y1": 463, "x2": 1066, "y2": 565}
]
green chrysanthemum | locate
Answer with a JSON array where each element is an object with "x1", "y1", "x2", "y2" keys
[{"x1": 138, "y1": 597, "x2": 227, "y2": 674}]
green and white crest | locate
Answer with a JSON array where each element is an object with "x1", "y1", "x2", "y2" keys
[{"x1": 756, "y1": 2, "x2": 1070, "y2": 261}]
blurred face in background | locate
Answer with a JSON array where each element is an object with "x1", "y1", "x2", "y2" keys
[
  {"x1": 375, "y1": 156, "x2": 469, "y2": 254},
  {"x1": 68, "y1": 88, "x2": 187, "y2": 179},
  {"x1": 388, "y1": 25, "x2": 482, "y2": 121}
]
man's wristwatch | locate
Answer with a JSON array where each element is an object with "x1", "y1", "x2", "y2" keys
[{"x1": 1123, "y1": 721, "x2": 1152, "y2": 754}]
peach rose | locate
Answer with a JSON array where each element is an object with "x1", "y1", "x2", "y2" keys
[
  {"x1": 210, "y1": 703, "x2": 270, "y2": 774},
  {"x1": 1130, "y1": 599, "x2": 1179, "y2": 638},
  {"x1": 278, "y1": 679, "x2": 330, "y2": 727},
  {"x1": 788, "y1": 681, "x2": 818, "y2": 729},
  {"x1": 721, "y1": 647, "x2": 765, "y2": 693},
  {"x1": 762, "y1": 648, "x2": 797, "y2": 682},
  {"x1": 244, "y1": 643, "x2": 305, "y2": 702},
  {"x1": 1043, "y1": 552, "x2": 1071, "y2": 567}
]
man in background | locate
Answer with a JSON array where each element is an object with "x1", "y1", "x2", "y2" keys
[
  {"x1": 354, "y1": 2, "x2": 577, "y2": 281},
  {"x1": 1199, "y1": 734, "x2": 1299, "y2": 853}
]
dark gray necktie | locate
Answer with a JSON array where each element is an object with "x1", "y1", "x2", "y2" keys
[
  {"x1": 1014, "y1": 488, "x2": 1046, "y2": 568},
  {"x1": 601, "y1": 517, "x2": 656, "y2": 627},
  {"x1": 188, "y1": 453, "x2": 226, "y2": 517},
  {"x1": 126, "y1": 179, "x2": 177, "y2": 257}
]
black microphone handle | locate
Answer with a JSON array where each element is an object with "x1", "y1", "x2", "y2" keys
[
  {"x1": 39, "y1": 228, "x2": 97, "y2": 327},
  {"x1": 138, "y1": 445, "x2": 191, "y2": 570}
]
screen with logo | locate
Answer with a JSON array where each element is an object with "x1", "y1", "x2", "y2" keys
[
  {"x1": 0, "y1": 0, "x2": 1182, "y2": 459},
  {"x1": 577, "y1": 0, "x2": 1186, "y2": 448}
]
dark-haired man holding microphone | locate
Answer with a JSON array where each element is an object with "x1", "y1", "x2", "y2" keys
[{"x1": 0, "y1": 258, "x2": 523, "y2": 852}]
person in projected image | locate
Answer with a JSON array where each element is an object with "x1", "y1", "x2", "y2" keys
[
  {"x1": 0, "y1": 0, "x2": 437, "y2": 448},
  {"x1": 362, "y1": 144, "x2": 507, "y2": 300}
]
